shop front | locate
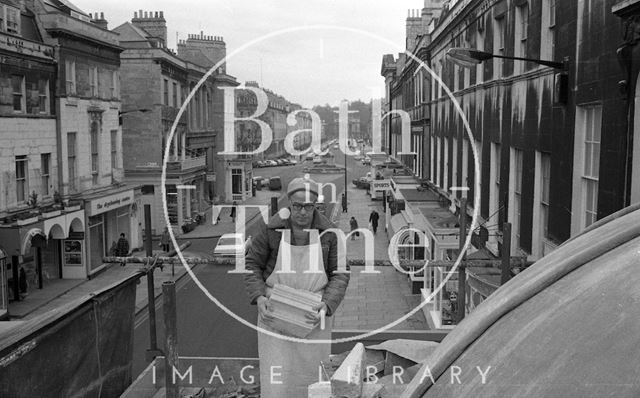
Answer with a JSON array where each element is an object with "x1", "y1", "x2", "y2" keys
[
  {"x1": 0, "y1": 208, "x2": 85, "y2": 311},
  {"x1": 84, "y1": 188, "x2": 137, "y2": 276},
  {"x1": 225, "y1": 160, "x2": 252, "y2": 202}
]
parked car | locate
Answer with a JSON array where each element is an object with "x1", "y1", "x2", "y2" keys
[
  {"x1": 352, "y1": 177, "x2": 371, "y2": 190},
  {"x1": 305, "y1": 153, "x2": 314, "y2": 161},
  {"x1": 266, "y1": 160, "x2": 277, "y2": 167},
  {"x1": 255, "y1": 160, "x2": 266, "y2": 168},
  {"x1": 252, "y1": 176, "x2": 265, "y2": 188},
  {"x1": 269, "y1": 176, "x2": 282, "y2": 190},
  {"x1": 213, "y1": 233, "x2": 251, "y2": 259},
  {"x1": 289, "y1": 159, "x2": 298, "y2": 165},
  {"x1": 362, "y1": 157, "x2": 371, "y2": 165}
]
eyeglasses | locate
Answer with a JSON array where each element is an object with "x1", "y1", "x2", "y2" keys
[{"x1": 291, "y1": 202, "x2": 315, "y2": 211}]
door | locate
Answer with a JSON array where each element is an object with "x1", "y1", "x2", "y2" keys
[{"x1": 62, "y1": 240, "x2": 85, "y2": 279}]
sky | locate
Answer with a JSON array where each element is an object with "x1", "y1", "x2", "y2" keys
[{"x1": 74, "y1": 0, "x2": 423, "y2": 107}]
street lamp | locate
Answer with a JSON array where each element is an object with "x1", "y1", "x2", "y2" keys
[
  {"x1": 118, "y1": 108, "x2": 152, "y2": 125},
  {"x1": 446, "y1": 47, "x2": 566, "y2": 70}
]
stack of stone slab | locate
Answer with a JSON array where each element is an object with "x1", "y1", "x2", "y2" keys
[{"x1": 268, "y1": 283, "x2": 322, "y2": 338}]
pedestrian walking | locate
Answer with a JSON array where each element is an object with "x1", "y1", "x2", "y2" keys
[
  {"x1": 230, "y1": 201, "x2": 237, "y2": 223},
  {"x1": 244, "y1": 174, "x2": 350, "y2": 397},
  {"x1": 161, "y1": 227, "x2": 171, "y2": 252},
  {"x1": 350, "y1": 216, "x2": 359, "y2": 240},
  {"x1": 116, "y1": 233, "x2": 130, "y2": 265},
  {"x1": 369, "y1": 210, "x2": 379, "y2": 234}
]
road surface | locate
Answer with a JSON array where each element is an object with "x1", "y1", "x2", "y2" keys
[{"x1": 132, "y1": 148, "x2": 372, "y2": 376}]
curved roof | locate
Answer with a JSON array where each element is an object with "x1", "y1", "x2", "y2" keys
[{"x1": 401, "y1": 205, "x2": 640, "y2": 398}]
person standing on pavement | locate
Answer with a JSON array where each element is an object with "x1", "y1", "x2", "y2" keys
[
  {"x1": 230, "y1": 201, "x2": 237, "y2": 223},
  {"x1": 244, "y1": 174, "x2": 350, "y2": 398},
  {"x1": 116, "y1": 233, "x2": 130, "y2": 266},
  {"x1": 350, "y1": 216, "x2": 359, "y2": 240},
  {"x1": 161, "y1": 227, "x2": 171, "y2": 252},
  {"x1": 369, "y1": 210, "x2": 379, "y2": 234}
]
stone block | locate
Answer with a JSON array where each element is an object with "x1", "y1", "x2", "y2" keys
[
  {"x1": 331, "y1": 342, "x2": 365, "y2": 398},
  {"x1": 267, "y1": 283, "x2": 322, "y2": 338},
  {"x1": 309, "y1": 382, "x2": 384, "y2": 398}
]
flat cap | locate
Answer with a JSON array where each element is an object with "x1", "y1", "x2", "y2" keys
[{"x1": 287, "y1": 174, "x2": 319, "y2": 198}]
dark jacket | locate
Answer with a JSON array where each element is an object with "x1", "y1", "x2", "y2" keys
[
  {"x1": 244, "y1": 209, "x2": 350, "y2": 316},
  {"x1": 116, "y1": 237, "x2": 129, "y2": 256},
  {"x1": 369, "y1": 211, "x2": 379, "y2": 225}
]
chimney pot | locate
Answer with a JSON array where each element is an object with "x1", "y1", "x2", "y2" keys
[
  {"x1": 101, "y1": 12, "x2": 104, "y2": 19},
  {"x1": 155, "y1": 11, "x2": 158, "y2": 18},
  {"x1": 160, "y1": 11, "x2": 164, "y2": 18},
  {"x1": 89, "y1": 13, "x2": 92, "y2": 19},
  {"x1": 134, "y1": 11, "x2": 137, "y2": 18},
  {"x1": 139, "y1": 9, "x2": 143, "y2": 18}
]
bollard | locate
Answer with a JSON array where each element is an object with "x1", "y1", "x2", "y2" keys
[
  {"x1": 271, "y1": 196, "x2": 279, "y2": 216},
  {"x1": 163, "y1": 280, "x2": 179, "y2": 398}
]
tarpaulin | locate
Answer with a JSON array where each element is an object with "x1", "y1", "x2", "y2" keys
[{"x1": 0, "y1": 274, "x2": 139, "y2": 398}]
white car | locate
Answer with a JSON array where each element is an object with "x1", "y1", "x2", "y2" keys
[{"x1": 213, "y1": 233, "x2": 251, "y2": 259}]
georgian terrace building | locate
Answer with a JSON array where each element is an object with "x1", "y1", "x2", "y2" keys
[{"x1": 382, "y1": 0, "x2": 637, "y2": 327}]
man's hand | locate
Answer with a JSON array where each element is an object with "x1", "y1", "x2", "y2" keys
[
  {"x1": 257, "y1": 296, "x2": 274, "y2": 323},
  {"x1": 306, "y1": 302, "x2": 328, "y2": 326}
]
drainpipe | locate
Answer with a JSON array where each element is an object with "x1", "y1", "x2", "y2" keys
[{"x1": 54, "y1": 45, "x2": 64, "y2": 201}]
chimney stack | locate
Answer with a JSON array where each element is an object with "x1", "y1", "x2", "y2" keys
[
  {"x1": 91, "y1": 11, "x2": 109, "y2": 30},
  {"x1": 132, "y1": 10, "x2": 168, "y2": 48}
]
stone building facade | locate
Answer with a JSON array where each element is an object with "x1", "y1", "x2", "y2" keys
[
  {"x1": 115, "y1": 12, "x2": 237, "y2": 232},
  {"x1": 382, "y1": 0, "x2": 639, "y2": 325},
  {"x1": 0, "y1": 0, "x2": 58, "y2": 313},
  {"x1": 384, "y1": 0, "x2": 637, "y2": 261},
  {"x1": 35, "y1": 0, "x2": 141, "y2": 278}
]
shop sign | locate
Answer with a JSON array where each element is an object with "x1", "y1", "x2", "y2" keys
[
  {"x1": 206, "y1": 173, "x2": 216, "y2": 182},
  {"x1": 88, "y1": 190, "x2": 134, "y2": 216},
  {"x1": 372, "y1": 180, "x2": 392, "y2": 192}
]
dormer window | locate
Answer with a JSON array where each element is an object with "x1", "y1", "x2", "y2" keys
[
  {"x1": 0, "y1": 5, "x2": 21, "y2": 35},
  {"x1": 6, "y1": 7, "x2": 17, "y2": 34}
]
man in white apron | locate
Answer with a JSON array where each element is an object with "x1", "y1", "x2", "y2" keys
[{"x1": 244, "y1": 175, "x2": 350, "y2": 397}]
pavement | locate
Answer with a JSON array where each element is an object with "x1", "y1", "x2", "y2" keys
[
  {"x1": 331, "y1": 182, "x2": 428, "y2": 331},
  {"x1": 7, "y1": 174, "x2": 427, "y2": 331}
]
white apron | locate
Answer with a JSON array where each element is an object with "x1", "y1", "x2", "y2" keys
[{"x1": 257, "y1": 235, "x2": 332, "y2": 398}]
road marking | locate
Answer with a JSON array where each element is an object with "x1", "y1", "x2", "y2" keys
[{"x1": 177, "y1": 185, "x2": 197, "y2": 190}]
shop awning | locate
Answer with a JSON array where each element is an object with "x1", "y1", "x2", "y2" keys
[{"x1": 389, "y1": 213, "x2": 409, "y2": 237}]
